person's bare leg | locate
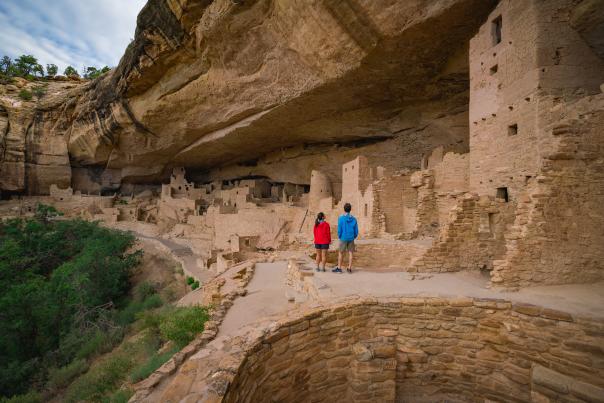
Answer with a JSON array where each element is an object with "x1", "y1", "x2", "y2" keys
[
  {"x1": 338, "y1": 249, "x2": 343, "y2": 269},
  {"x1": 315, "y1": 249, "x2": 321, "y2": 270},
  {"x1": 348, "y1": 251, "x2": 354, "y2": 272},
  {"x1": 321, "y1": 250, "x2": 327, "y2": 271}
]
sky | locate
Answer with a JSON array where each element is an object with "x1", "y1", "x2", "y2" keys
[{"x1": 0, "y1": 0, "x2": 147, "y2": 74}]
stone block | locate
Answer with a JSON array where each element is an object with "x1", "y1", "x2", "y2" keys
[{"x1": 532, "y1": 365, "x2": 570, "y2": 394}]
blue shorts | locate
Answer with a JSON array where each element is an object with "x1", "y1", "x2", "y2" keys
[{"x1": 315, "y1": 244, "x2": 329, "y2": 250}]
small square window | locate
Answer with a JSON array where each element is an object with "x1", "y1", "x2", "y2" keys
[
  {"x1": 490, "y1": 64, "x2": 498, "y2": 75},
  {"x1": 508, "y1": 124, "x2": 518, "y2": 136}
]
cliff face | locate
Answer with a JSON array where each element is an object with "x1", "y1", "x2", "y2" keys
[{"x1": 4, "y1": 0, "x2": 500, "y2": 194}]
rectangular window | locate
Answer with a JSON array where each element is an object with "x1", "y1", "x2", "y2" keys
[
  {"x1": 496, "y1": 187, "x2": 509, "y2": 202},
  {"x1": 364, "y1": 204, "x2": 368, "y2": 217},
  {"x1": 490, "y1": 64, "x2": 498, "y2": 75},
  {"x1": 508, "y1": 124, "x2": 518, "y2": 136},
  {"x1": 492, "y1": 15, "x2": 502, "y2": 45}
]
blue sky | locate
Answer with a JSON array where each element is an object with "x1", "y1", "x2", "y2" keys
[{"x1": 0, "y1": 0, "x2": 147, "y2": 74}]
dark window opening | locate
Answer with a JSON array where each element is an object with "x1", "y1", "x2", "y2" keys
[
  {"x1": 496, "y1": 187, "x2": 509, "y2": 202},
  {"x1": 492, "y1": 15, "x2": 502, "y2": 45},
  {"x1": 364, "y1": 204, "x2": 368, "y2": 217},
  {"x1": 490, "y1": 64, "x2": 498, "y2": 75},
  {"x1": 508, "y1": 124, "x2": 518, "y2": 136}
]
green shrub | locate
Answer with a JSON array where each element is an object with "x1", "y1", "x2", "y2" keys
[
  {"x1": 64, "y1": 354, "x2": 131, "y2": 403},
  {"x1": 104, "y1": 388, "x2": 133, "y2": 403},
  {"x1": 18, "y1": 89, "x2": 32, "y2": 101},
  {"x1": 142, "y1": 294, "x2": 163, "y2": 310},
  {"x1": 128, "y1": 349, "x2": 175, "y2": 383},
  {"x1": 159, "y1": 306, "x2": 209, "y2": 347},
  {"x1": 117, "y1": 294, "x2": 163, "y2": 326},
  {"x1": 0, "y1": 391, "x2": 41, "y2": 403},
  {"x1": 186, "y1": 276, "x2": 194, "y2": 285},
  {"x1": 47, "y1": 359, "x2": 88, "y2": 390},
  {"x1": 32, "y1": 86, "x2": 46, "y2": 99},
  {"x1": 134, "y1": 281, "x2": 156, "y2": 302},
  {"x1": 75, "y1": 329, "x2": 122, "y2": 361},
  {"x1": 191, "y1": 281, "x2": 199, "y2": 290}
]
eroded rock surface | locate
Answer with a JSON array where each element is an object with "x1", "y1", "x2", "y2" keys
[{"x1": 1, "y1": 0, "x2": 498, "y2": 194}]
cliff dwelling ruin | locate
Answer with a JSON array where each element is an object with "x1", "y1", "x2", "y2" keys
[{"x1": 1, "y1": 0, "x2": 604, "y2": 402}]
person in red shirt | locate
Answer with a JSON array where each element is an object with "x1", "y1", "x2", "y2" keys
[{"x1": 313, "y1": 212, "x2": 331, "y2": 272}]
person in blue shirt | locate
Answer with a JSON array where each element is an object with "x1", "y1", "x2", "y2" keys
[{"x1": 333, "y1": 202, "x2": 358, "y2": 274}]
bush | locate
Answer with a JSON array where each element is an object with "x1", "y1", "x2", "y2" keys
[
  {"x1": 0, "y1": 391, "x2": 41, "y2": 403},
  {"x1": 64, "y1": 354, "x2": 131, "y2": 403},
  {"x1": 134, "y1": 281, "x2": 156, "y2": 302},
  {"x1": 159, "y1": 306, "x2": 209, "y2": 347},
  {"x1": 117, "y1": 294, "x2": 163, "y2": 326},
  {"x1": 32, "y1": 86, "x2": 46, "y2": 99},
  {"x1": 186, "y1": 276, "x2": 194, "y2": 285},
  {"x1": 47, "y1": 359, "x2": 89, "y2": 390},
  {"x1": 18, "y1": 89, "x2": 32, "y2": 101},
  {"x1": 105, "y1": 388, "x2": 133, "y2": 403},
  {"x1": 128, "y1": 349, "x2": 175, "y2": 383},
  {"x1": 75, "y1": 329, "x2": 122, "y2": 361},
  {"x1": 191, "y1": 281, "x2": 200, "y2": 290}
]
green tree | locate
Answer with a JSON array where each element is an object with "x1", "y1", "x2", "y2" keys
[
  {"x1": 32, "y1": 64, "x2": 44, "y2": 77},
  {"x1": 0, "y1": 56, "x2": 12, "y2": 74},
  {"x1": 63, "y1": 66, "x2": 79, "y2": 77},
  {"x1": 14, "y1": 55, "x2": 39, "y2": 77},
  {"x1": 0, "y1": 214, "x2": 141, "y2": 397},
  {"x1": 46, "y1": 64, "x2": 58, "y2": 77},
  {"x1": 83, "y1": 66, "x2": 110, "y2": 79}
]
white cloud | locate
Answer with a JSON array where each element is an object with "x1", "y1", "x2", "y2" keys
[{"x1": 0, "y1": 0, "x2": 147, "y2": 74}]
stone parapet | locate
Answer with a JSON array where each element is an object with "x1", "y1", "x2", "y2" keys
[{"x1": 140, "y1": 296, "x2": 604, "y2": 402}]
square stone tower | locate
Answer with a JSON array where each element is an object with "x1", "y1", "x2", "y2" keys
[{"x1": 468, "y1": 0, "x2": 604, "y2": 199}]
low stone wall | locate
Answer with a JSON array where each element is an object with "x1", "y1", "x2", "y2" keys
[{"x1": 144, "y1": 296, "x2": 604, "y2": 403}]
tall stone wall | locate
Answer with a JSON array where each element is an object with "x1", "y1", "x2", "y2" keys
[
  {"x1": 469, "y1": 0, "x2": 604, "y2": 200},
  {"x1": 491, "y1": 95, "x2": 604, "y2": 288}
]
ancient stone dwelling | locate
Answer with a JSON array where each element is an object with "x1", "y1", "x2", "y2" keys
[{"x1": 1, "y1": 0, "x2": 604, "y2": 402}]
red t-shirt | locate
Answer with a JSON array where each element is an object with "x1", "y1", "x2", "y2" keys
[{"x1": 313, "y1": 221, "x2": 331, "y2": 245}]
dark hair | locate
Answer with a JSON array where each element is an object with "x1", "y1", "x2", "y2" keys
[
  {"x1": 315, "y1": 212, "x2": 325, "y2": 227},
  {"x1": 344, "y1": 203, "x2": 352, "y2": 213}
]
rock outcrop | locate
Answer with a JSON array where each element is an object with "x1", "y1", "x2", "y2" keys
[{"x1": 1, "y1": 0, "x2": 499, "y2": 195}]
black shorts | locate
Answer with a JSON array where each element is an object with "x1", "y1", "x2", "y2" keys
[{"x1": 315, "y1": 243, "x2": 329, "y2": 250}]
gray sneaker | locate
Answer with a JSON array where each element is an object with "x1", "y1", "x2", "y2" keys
[{"x1": 332, "y1": 267, "x2": 343, "y2": 273}]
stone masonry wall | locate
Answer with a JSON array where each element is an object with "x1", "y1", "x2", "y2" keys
[
  {"x1": 371, "y1": 172, "x2": 417, "y2": 237},
  {"x1": 491, "y1": 94, "x2": 604, "y2": 288},
  {"x1": 411, "y1": 194, "x2": 512, "y2": 273},
  {"x1": 155, "y1": 297, "x2": 604, "y2": 403}
]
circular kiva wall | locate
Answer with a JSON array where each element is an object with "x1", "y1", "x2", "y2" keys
[{"x1": 223, "y1": 298, "x2": 604, "y2": 403}]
